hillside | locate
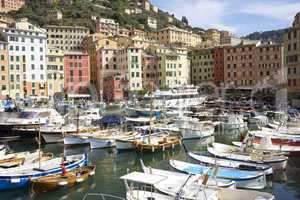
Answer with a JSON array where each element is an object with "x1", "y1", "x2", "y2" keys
[
  {"x1": 244, "y1": 29, "x2": 287, "y2": 43},
  {"x1": 7, "y1": 0, "x2": 190, "y2": 32}
]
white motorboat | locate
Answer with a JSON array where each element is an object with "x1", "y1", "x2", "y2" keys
[{"x1": 188, "y1": 152, "x2": 273, "y2": 175}]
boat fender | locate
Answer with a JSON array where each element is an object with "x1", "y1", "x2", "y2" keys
[
  {"x1": 76, "y1": 178, "x2": 84, "y2": 183},
  {"x1": 172, "y1": 143, "x2": 174, "y2": 149},
  {"x1": 152, "y1": 146, "x2": 155, "y2": 153},
  {"x1": 58, "y1": 181, "x2": 68, "y2": 186},
  {"x1": 89, "y1": 171, "x2": 95, "y2": 176},
  {"x1": 163, "y1": 145, "x2": 165, "y2": 151}
]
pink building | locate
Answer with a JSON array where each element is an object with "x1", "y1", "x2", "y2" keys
[
  {"x1": 0, "y1": 0, "x2": 25, "y2": 13},
  {"x1": 64, "y1": 51, "x2": 90, "y2": 94}
]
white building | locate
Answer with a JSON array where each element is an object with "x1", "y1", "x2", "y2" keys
[
  {"x1": 147, "y1": 17, "x2": 157, "y2": 30},
  {"x1": 1, "y1": 26, "x2": 47, "y2": 99}
]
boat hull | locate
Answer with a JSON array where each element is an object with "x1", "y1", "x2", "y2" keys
[
  {"x1": 42, "y1": 133, "x2": 63, "y2": 144},
  {"x1": 180, "y1": 128, "x2": 214, "y2": 139},
  {"x1": 0, "y1": 154, "x2": 87, "y2": 191},
  {"x1": 89, "y1": 138, "x2": 115, "y2": 149},
  {"x1": 116, "y1": 139, "x2": 134, "y2": 150},
  {"x1": 63, "y1": 136, "x2": 89, "y2": 146}
]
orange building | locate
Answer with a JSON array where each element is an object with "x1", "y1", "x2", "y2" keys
[
  {"x1": 0, "y1": 41, "x2": 8, "y2": 99},
  {"x1": 213, "y1": 47, "x2": 225, "y2": 86}
]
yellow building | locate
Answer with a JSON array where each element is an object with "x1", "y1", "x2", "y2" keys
[
  {"x1": 205, "y1": 29, "x2": 221, "y2": 43},
  {"x1": 158, "y1": 26, "x2": 202, "y2": 47},
  {"x1": 148, "y1": 45, "x2": 190, "y2": 88},
  {"x1": 46, "y1": 47, "x2": 64, "y2": 97}
]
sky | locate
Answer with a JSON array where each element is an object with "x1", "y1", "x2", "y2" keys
[{"x1": 149, "y1": 0, "x2": 300, "y2": 36}]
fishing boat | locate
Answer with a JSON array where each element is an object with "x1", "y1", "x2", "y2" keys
[
  {"x1": 63, "y1": 129, "x2": 118, "y2": 146},
  {"x1": 169, "y1": 160, "x2": 267, "y2": 189},
  {"x1": 218, "y1": 114, "x2": 247, "y2": 131},
  {"x1": 41, "y1": 124, "x2": 78, "y2": 144},
  {"x1": 0, "y1": 154, "x2": 87, "y2": 190},
  {"x1": 132, "y1": 131, "x2": 181, "y2": 153},
  {"x1": 233, "y1": 136, "x2": 300, "y2": 155},
  {"x1": 89, "y1": 131, "x2": 140, "y2": 149},
  {"x1": 179, "y1": 121, "x2": 215, "y2": 139},
  {"x1": 208, "y1": 143, "x2": 288, "y2": 170},
  {"x1": 30, "y1": 165, "x2": 96, "y2": 193},
  {"x1": 188, "y1": 152, "x2": 273, "y2": 175},
  {"x1": 121, "y1": 172, "x2": 275, "y2": 200},
  {"x1": 249, "y1": 127, "x2": 300, "y2": 146},
  {"x1": 140, "y1": 160, "x2": 236, "y2": 188}
]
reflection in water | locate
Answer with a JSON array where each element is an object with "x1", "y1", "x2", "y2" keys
[{"x1": 0, "y1": 133, "x2": 299, "y2": 200}]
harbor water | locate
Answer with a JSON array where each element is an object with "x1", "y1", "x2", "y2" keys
[{"x1": 1, "y1": 130, "x2": 300, "y2": 200}]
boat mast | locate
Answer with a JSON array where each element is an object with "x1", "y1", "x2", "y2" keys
[
  {"x1": 76, "y1": 107, "x2": 79, "y2": 134},
  {"x1": 148, "y1": 82, "x2": 154, "y2": 144},
  {"x1": 38, "y1": 119, "x2": 41, "y2": 169}
]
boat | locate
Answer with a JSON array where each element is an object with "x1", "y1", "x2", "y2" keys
[
  {"x1": 41, "y1": 124, "x2": 78, "y2": 144},
  {"x1": 169, "y1": 159, "x2": 267, "y2": 189},
  {"x1": 140, "y1": 160, "x2": 236, "y2": 188},
  {"x1": 132, "y1": 131, "x2": 181, "y2": 153},
  {"x1": 0, "y1": 144, "x2": 6, "y2": 156},
  {"x1": 208, "y1": 143, "x2": 288, "y2": 170},
  {"x1": 233, "y1": 136, "x2": 300, "y2": 155},
  {"x1": 79, "y1": 108, "x2": 102, "y2": 126},
  {"x1": 0, "y1": 154, "x2": 87, "y2": 190},
  {"x1": 121, "y1": 172, "x2": 275, "y2": 200},
  {"x1": 89, "y1": 131, "x2": 140, "y2": 149},
  {"x1": 188, "y1": 152, "x2": 273, "y2": 175},
  {"x1": 218, "y1": 114, "x2": 247, "y2": 131},
  {"x1": 63, "y1": 129, "x2": 118, "y2": 146},
  {"x1": 179, "y1": 121, "x2": 215, "y2": 139},
  {"x1": 30, "y1": 165, "x2": 96, "y2": 193}
]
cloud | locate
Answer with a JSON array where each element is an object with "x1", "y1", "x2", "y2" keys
[
  {"x1": 240, "y1": 1, "x2": 300, "y2": 21},
  {"x1": 153, "y1": 0, "x2": 237, "y2": 32}
]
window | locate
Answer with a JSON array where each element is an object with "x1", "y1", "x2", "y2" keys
[
  {"x1": 0, "y1": 55, "x2": 4, "y2": 61},
  {"x1": 22, "y1": 46, "x2": 25, "y2": 51},
  {"x1": 31, "y1": 47, "x2": 34, "y2": 51},
  {"x1": 31, "y1": 74, "x2": 35, "y2": 80},
  {"x1": 1, "y1": 66, "x2": 4, "y2": 71},
  {"x1": 10, "y1": 56, "x2": 13, "y2": 61},
  {"x1": 31, "y1": 55, "x2": 34, "y2": 61}
]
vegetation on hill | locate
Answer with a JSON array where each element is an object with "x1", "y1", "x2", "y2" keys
[
  {"x1": 7, "y1": 0, "x2": 190, "y2": 32},
  {"x1": 244, "y1": 29, "x2": 287, "y2": 43}
]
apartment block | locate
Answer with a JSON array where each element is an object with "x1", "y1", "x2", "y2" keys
[
  {"x1": 158, "y1": 26, "x2": 202, "y2": 47},
  {"x1": 103, "y1": 75, "x2": 123, "y2": 102},
  {"x1": 190, "y1": 47, "x2": 214, "y2": 85},
  {"x1": 44, "y1": 25, "x2": 89, "y2": 51},
  {"x1": 1, "y1": 27, "x2": 47, "y2": 99},
  {"x1": 205, "y1": 29, "x2": 220, "y2": 43},
  {"x1": 147, "y1": 17, "x2": 157, "y2": 30},
  {"x1": 0, "y1": 41, "x2": 8, "y2": 99},
  {"x1": 95, "y1": 18, "x2": 119, "y2": 36},
  {"x1": 0, "y1": 0, "x2": 25, "y2": 13},
  {"x1": 46, "y1": 47, "x2": 64, "y2": 97},
  {"x1": 142, "y1": 53, "x2": 157, "y2": 89},
  {"x1": 149, "y1": 45, "x2": 190, "y2": 88},
  {"x1": 284, "y1": 12, "x2": 300, "y2": 105},
  {"x1": 224, "y1": 41, "x2": 283, "y2": 88},
  {"x1": 64, "y1": 51, "x2": 90, "y2": 94},
  {"x1": 213, "y1": 47, "x2": 225, "y2": 86}
]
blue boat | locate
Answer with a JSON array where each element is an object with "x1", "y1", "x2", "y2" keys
[
  {"x1": 169, "y1": 159, "x2": 267, "y2": 189},
  {"x1": 0, "y1": 154, "x2": 87, "y2": 190}
]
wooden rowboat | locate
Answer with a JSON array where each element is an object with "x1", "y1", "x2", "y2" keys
[{"x1": 30, "y1": 165, "x2": 96, "y2": 193}]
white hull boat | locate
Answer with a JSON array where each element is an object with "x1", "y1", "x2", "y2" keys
[
  {"x1": 63, "y1": 135, "x2": 89, "y2": 145},
  {"x1": 89, "y1": 138, "x2": 115, "y2": 149},
  {"x1": 180, "y1": 126, "x2": 214, "y2": 139},
  {"x1": 188, "y1": 152, "x2": 273, "y2": 175},
  {"x1": 169, "y1": 160, "x2": 267, "y2": 190},
  {"x1": 209, "y1": 143, "x2": 288, "y2": 170},
  {"x1": 140, "y1": 160, "x2": 236, "y2": 188}
]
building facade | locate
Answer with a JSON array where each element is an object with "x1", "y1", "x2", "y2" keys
[
  {"x1": 44, "y1": 25, "x2": 89, "y2": 51},
  {"x1": 158, "y1": 26, "x2": 202, "y2": 47},
  {"x1": 64, "y1": 51, "x2": 90, "y2": 94},
  {"x1": 190, "y1": 47, "x2": 214, "y2": 85},
  {"x1": 0, "y1": 0, "x2": 25, "y2": 13},
  {"x1": 1, "y1": 27, "x2": 47, "y2": 99},
  {"x1": 0, "y1": 41, "x2": 8, "y2": 99},
  {"x1": 95, "y1": 18, "x2": 119, "y2": 36},
  {"x1": 103, "y1": 75, "x2": 123, "y2": 102},
  {"x1": 46, "y1": 47, "x2": 64, "y2": 97},
  {"x1": 284, "y1": 12, "x2": 300, "y2": 105},
  {"x1": 205, "y1": 29, "x2": 220, "y2": 43}
]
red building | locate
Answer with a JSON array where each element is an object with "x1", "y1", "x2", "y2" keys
[
  {"x1": 213, "y1": 47, "x2": 225, "y2": 86},
  {"x1": 64, "y1": 51, "x2": 90, "y2": 94},
  {"x1": 103, "y1": 76, "x2": 123, "y2": 102}
]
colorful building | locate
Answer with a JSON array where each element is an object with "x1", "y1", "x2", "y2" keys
[
  {"x1": 205, "y1": 29, "x2": 221, "y2": 43},
  {"x1": 44, "y1": 25, "x2": 89, "y2": 51},
  {"x1": 64, "y1": 51, "x2": 90, "y2": 94},
  {"x1": 0, "y1": 0, "x2": 25, "y2": 13},
  {"x1": 1, "y1": 26, "x2": 47, "y2": 99},
  {"x1": 142, "y1": 53, "x2": 157, "y2": 88},
  {"x1": 46, "y1": 47, "x2": 64, "y2": 97},
  {"x1": 213, "y1": 47, "x2": 225, "y2": 86},
  {"x1": 0, "y1": 41, "x2": 9, "y2": 99},
  {"x1": 103, "y1": 75, "x2": 123, "y2": 102},
  {"x1": 95, "y1": 18, "x2": 119, "y2": 36},
  {"x1": 284, "y1": 12, "x2": 300, "y2": 106}
]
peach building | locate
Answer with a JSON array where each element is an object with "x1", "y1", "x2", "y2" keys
[
  {"x1": 103, "y1": 76, "x2": 123, "y2": 102},
  {"x1": 0, "y1": 0, "x2": 25, "y2": 13},
  {"x1": 0, "y1": 41, "x2": 8, "y2": 99}
]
